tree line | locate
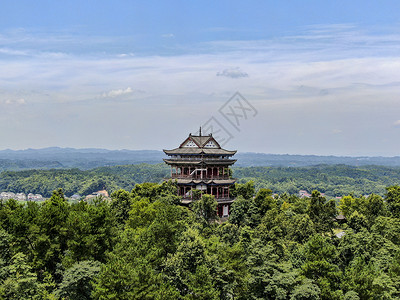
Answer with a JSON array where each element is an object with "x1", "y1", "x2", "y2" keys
[
  {"x1": 2, "y1": 164, "x2": 400, "y2": 198},
  {"x1": 1, "y1": 181, "x2": 400, "y2": 299}
]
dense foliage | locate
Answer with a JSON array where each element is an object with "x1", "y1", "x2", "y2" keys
[
  {"x1": 2, "y1": 181, "x2": 400, "y2": 299},
  {"x1": 2, "y1": 164, "x2": 400, "y2": 198},
  {"x1": 0, "y1": 164, "x2": 169, "y2": 197},
  {"x1": 234, "y1": 165, "x2": 400, "y2": 197}
]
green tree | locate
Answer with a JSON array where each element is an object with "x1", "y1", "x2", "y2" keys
[
  {"x1": 300, "y1": 234, "x2": 341, "y2": 299},
  {"x1": 344, "y1": 256, "x2": 396, "y2": 299},
  {"x1": 290, "y1": 278, "x2": 321, "y2": 300},
  {"x1": 287, "y1": 214, "x2": 316, "y2": 244},
  {"x1": 348, "y1": 211, "x2": 368, "y2": 232},
  {"x1": 229, "y1": 196, "x2": 251, "y2": 227},
  {"x1": 371, "y1": 216, "x2": 400, "y2": 245},
  {"x1": 34, "y1": 189, "x2": 70, "y2": 281},
  {"x1": 233, "y1": 181, "x2": 255, "y2": 199},
  {"x1": 191, "y1": 194, "x2": 218, "y2": 224},
  {"x1": 254, "y1": 188, "x2": 276, "y2": 215},
  {"x1": 65, "y1": 197, "x2": 117, "y2": 266},
  {"x1": 56, "y1": 260, "x2": 101, "y2": 300},
  {"x1": 339, "y1": 195, "x2": 357, "y2": 218},
  {"x1": 94, "y1": 197, "x2": 188, "y2": 299},
  {"x1": 165, "y1": 228, "x2": 219, "y2": 299},
  {"x1": 0, "y1": 228, "x2": 13, "y2": 281},
  {"x1": 385, "y1": 186, "x2": 400, "y2": 218},
  {"x1": 365, "y1": 194, "x2": 386, "y2": 221},
  {"x1": 307, "y1": 191, "x2": 336, "y2": 233},
  {"x1": 110, "y1": 189, "x2": 133, "y2": 226},
  {"x1": 0, "y1": 252, "x2": 53, "y2": 299}
]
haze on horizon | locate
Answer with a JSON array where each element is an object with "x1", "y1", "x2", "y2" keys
[{"x1": 1, "y1": 1, "x2": 400, "y2": 157}]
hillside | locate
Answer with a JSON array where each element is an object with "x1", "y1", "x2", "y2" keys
[{"x1": 1, "y1": 147, "x2": 400, "y2": 171}]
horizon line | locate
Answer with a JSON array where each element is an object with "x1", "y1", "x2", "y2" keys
[{"x1": 0, "y1": 146, "x2": 398, "y2": 159}]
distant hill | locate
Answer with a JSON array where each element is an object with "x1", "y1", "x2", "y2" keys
[
  {"x1": 0, "y1": 147, "x2": 400, "y2": 171},
  {"x1": 235, "y1": 152, "x2": 400, "y2": 167},
  {"x1": 0, "y1": 148, "x2": 164, "y2": 171}
]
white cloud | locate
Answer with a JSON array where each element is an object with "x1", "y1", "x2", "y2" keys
[
  {"x1": 116, "y1": 53, "x2": 135, "y2": 58},
  {"x1": 101, "y1": 87, "x2": 133, "y2": 98},
  {"x1": 1, "y1": 24, "x2": 400, "y2": 154},
  {"x1": 217, "y1": 67, "x2": 248, "y2": 78},
  {"x1": 2, "y1": 98, "x2": 26, "y2": 105},
  {"x1": 331, "y1": 129, "x2": 342, "y2": 134},
  {"x1": 0, "y1": 47, "x2": 30, "y2": 56},
  {"x1": 393, "y1": 120, "x2": 400, "y2": 127},
  {"x1": 161, "y1": 33, "x2": 175, "y2": 38}
]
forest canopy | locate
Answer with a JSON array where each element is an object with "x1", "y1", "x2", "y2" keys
[{"x1": 1, "y1": 182, "x2": 400, "y2": 299}]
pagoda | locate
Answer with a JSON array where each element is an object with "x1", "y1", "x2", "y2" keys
[{"x1": 163, "y1": 129, "x2": 237, "y2": 217}]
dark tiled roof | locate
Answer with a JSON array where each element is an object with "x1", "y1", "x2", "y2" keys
[
  {"x1": 174, "y1": 179, "x2": 236, "y2": 185},
  {"x1": 192, "y1": 136, "x2": 213, "y2": 147},
  {"x1": 177, "y1": 134, "x2": 231, "y2": 150},
  {"x1": 164, "y1": 159, "x2": 201, "y2": 165},
  {"x1": 164, "y1": 148, "x2": 236, "y2": 155},
  {"x1": 163, "y1": 159, "x2": 236, "y2": 165}
]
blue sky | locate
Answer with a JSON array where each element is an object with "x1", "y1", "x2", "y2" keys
[{"x1": 1, "y1": 1, "x2": 400, "y2": 156}]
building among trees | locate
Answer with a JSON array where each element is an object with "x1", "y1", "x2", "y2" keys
[{"x1": 163, "y1": 130, "x2": 237, "y2": 217}]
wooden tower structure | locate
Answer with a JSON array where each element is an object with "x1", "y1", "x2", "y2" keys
[{"x1": 163, "y1": 130, "x2": 237, "y2": 217}]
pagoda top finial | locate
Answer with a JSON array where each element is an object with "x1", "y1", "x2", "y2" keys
[{"x1": 199, "y1": 126, "x2": 202, "y2": 136}]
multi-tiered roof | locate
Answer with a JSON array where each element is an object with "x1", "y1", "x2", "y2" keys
[
  {"x1": 164, "y1": 134, "x2": 236, "y2": 166},
  {"x1": 163, "y1": 132, "x2": 237, "y2": 216}
]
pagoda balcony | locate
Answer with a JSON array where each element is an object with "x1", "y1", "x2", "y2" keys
[
  {"x1": 180, "y1": 197, "x2": 235, "y2": 204},
  {"x1": 167, "y1": 156, "x2": 233, "y2": 161}
]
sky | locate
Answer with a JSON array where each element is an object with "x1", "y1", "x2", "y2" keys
[{"x1": 1, "y1": 1, "x2": 400, "y2": 156}]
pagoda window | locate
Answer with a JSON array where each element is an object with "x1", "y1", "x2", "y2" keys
[
  {"x1": 183, "y1": 140, "x2": 197, "y2": 147},
  {"x1": 204, "y1": 140, "x2": 217, "y2": 148}
]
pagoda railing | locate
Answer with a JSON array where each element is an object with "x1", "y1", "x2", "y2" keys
[
  {"x1": 181, "y1": 196, "x2": 234, "y2": 200},
  {"x1": 170, "y1": 174, "x2": 231, "y2": 180}
]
